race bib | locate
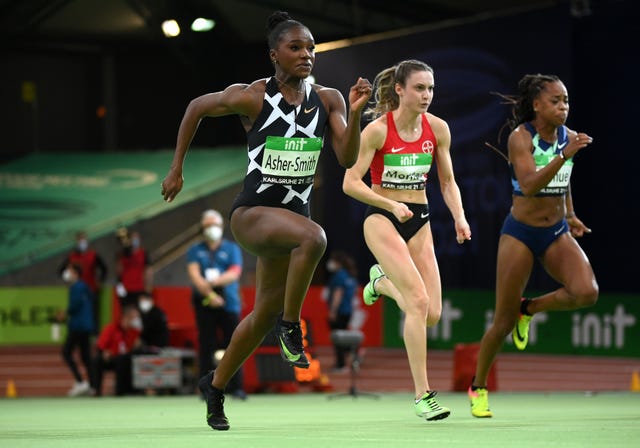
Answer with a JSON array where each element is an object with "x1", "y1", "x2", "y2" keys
[
  {"x1": 262, "y1": 136, "x2": 322, "y2": 185},
  {"x1": 381, "y1": 153, "x2": 432, "y2": 190},
  {"x1": 535, "y1": 153, "x2": 573, "y2": 195}
]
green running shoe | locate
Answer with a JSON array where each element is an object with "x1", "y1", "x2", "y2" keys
[
  {"x1": 414, "y1": 391, "x2": 450, "y2": 421},
  {"x1": 363, "y1": 264, "x2": 385, "y2": 306},
  {"x1": 513, "y1": 313, "x2": 532, "y2": 351},
  {"x1": 275, "y1": 318, "x2": 310, "y2": 368},
  {"x1": 468, "y1": 386, "x2": 493, "y2": 418}
]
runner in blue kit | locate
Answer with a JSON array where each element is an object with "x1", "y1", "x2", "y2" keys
[
  {"x1": 468, "y1": 73, "x2": 598, "y2": 418},
  {"x1": 161, "y1": 11, "x2": 371, "y2": 431},
  {"x1": 343, "y1": 59, "x2": 471, "y2": 421}
]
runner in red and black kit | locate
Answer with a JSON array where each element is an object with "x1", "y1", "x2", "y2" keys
[{"x1": 343, "y1": 59, "x2": 471, "y2": 421}]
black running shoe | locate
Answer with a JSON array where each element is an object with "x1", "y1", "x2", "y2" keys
[
  {"x1": 198, "y1": 371, "x2": 230, "y2": 431},
  {"x1": 275, "y1": 319, "x2": 310, "y2": 368}
]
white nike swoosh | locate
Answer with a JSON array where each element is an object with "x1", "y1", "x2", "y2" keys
[
  {"x1": 390, "y1": 147, "x2": 405, "y2": 153},
  {"x1": 554, "y1": 227, "x2": 564, "y2": 235},
  {"x1": 558, "y1": 141, "x2": 567, "y2": 149},
  {"x1": 421, "y1": 212, "x2": 429, "y2": 219}
]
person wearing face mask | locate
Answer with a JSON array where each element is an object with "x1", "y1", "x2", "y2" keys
[
  {"x1": 138, "y1": 293, "x2": 169, "y2": 352},
  {"x1": 186, "y1": 209, "x2": 245, "y2": 399},
  {"x1": 324, "y1": 251, "x2": 358, "y2": 371},
  {"x1": 115, "y1": 228, "x2": 153, "y2": 308},
  {"x1": 58, "y1": 263, "x2": 95, "y2": 396},
  {"x1": 58, "y1": 231, "x2": 107, "y2": 333},
  {"x1": 91, "y1": 304, "x2": 142, "y2": 396}
]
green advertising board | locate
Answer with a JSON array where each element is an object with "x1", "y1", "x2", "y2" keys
[
  {"x1": 0, "y1": 287, "x2": 66, "y2": 344},
  {"x1": 0, "y1": 287, "x2": 112, "y2": 345},
  {"x1": 383, "y1": 290, "x2": 640, "y2": 357},
  {"x1": 3, "y1": 286, "x2": 638, "y2": 357}
]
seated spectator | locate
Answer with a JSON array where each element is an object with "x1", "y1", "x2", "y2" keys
[
  {"x1": 91, "y1": 304, "x2": 142, "y2": 396},
  {"x1": 138, "y1": 293, "x2": 169, "y2": 352},
  {"x1": 324, "y1": 250, "x2": 358, "y2": 371}
]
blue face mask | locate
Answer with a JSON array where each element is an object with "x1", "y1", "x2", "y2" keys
[{"x1": 131, "y1": 238, "x2": 140, "y2": 249}]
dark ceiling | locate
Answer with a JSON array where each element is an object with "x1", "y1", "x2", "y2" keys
[{"x1": 1, "y1": 0, "x2": 563, "y2": 47}]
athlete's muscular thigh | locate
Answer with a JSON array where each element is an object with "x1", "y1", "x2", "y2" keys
[
  {"x1": 364, "y1": 215, "x2": 425, "y2": 312},
  {"x1": 541, "y1": 234, "x2": 596, "y2": 294},
  {"x1": 230, "y1": 206, "x2": 324, "y2": 257}
]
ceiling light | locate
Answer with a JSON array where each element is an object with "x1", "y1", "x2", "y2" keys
[
  {"x1": 191, "y1": 18, "x2": 215, "y2": 32},
  {"x1": 161, "y1": 19, "x2": 180, "y2": 37}
]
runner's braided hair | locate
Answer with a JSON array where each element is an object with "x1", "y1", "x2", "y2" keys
[
  {"x1": 499, "y1": 73, "x2": 561, "y2": 131},
  {"x1": 486, "y1": 73, "x2": 561, "y2": 161}
]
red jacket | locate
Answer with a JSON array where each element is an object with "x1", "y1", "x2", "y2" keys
[
  {"x1": 66, "y1": 249, "x2": 106, "y2": 292},
  {"x1": 96, "y1": 322, "x2": 140, "y2": 355},
  {"x1": 118, "y1": 249, "x2": 149, "y2": 292}
]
